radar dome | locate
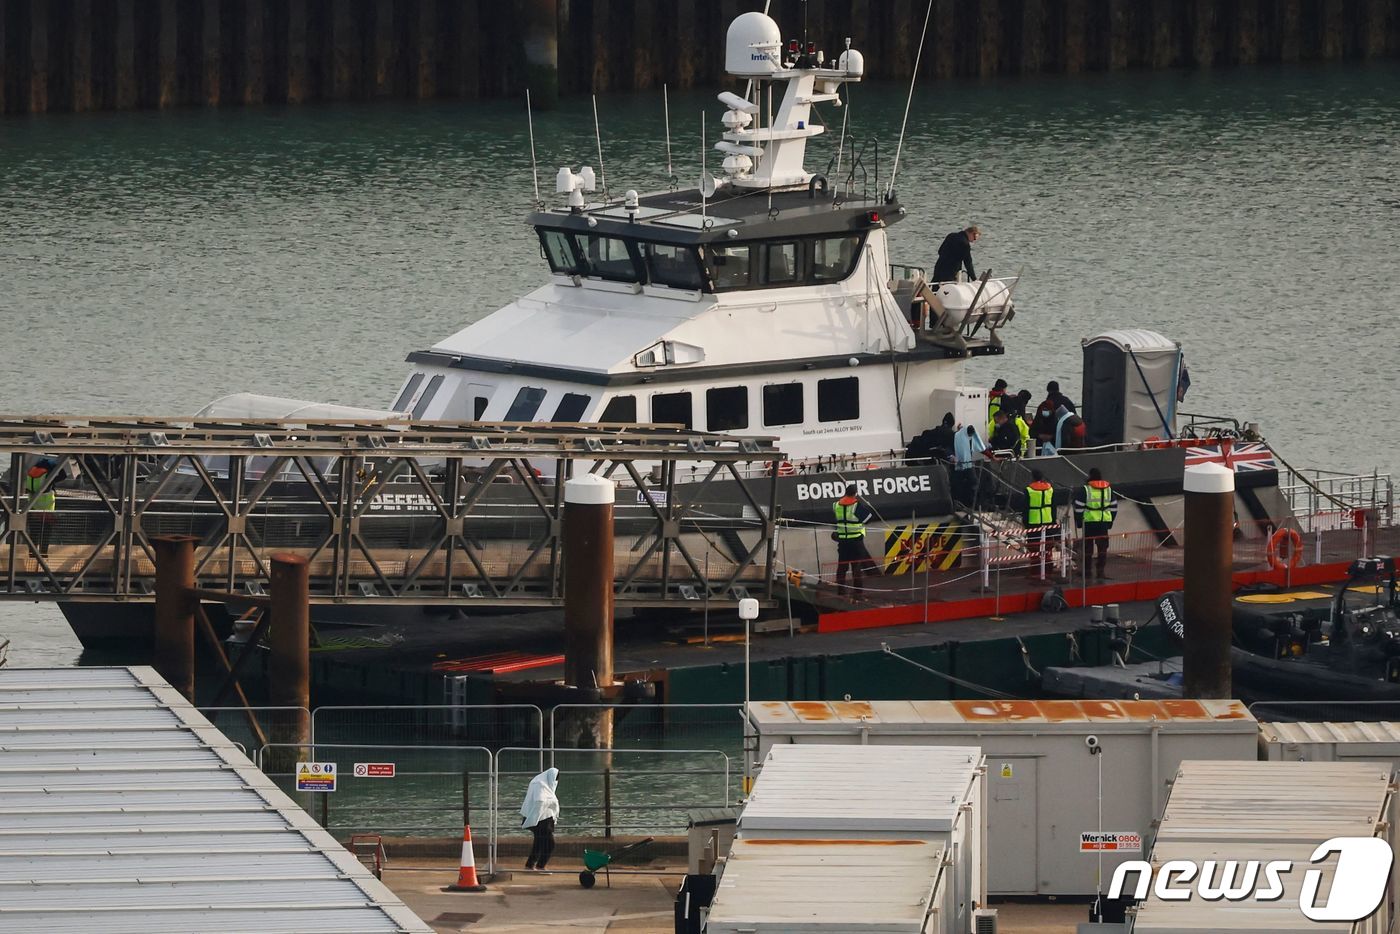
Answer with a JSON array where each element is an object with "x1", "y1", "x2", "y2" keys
[
  {"x1": 726, "y1": 12, "x2": 782, "y2": 77},
  {"x1": 838, "y1": 48, "x2": 865, "y2": 77}
]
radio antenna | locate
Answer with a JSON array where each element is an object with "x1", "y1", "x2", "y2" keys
[
  {"x1": 592, "y1": 94, "x2": 609, "y2": 201},
  {"x1": 663, "y1": 84, "x2": 675, "y2": 184},
  {"x1": 888, "y1": 0, "x2": 934, "y2": 200},
  {"x1": 526, "y1": 89, "x2": 541, "y2": 208},
  {"x1": 700, "y1": 111, "x2": 707, "y2": 223}
]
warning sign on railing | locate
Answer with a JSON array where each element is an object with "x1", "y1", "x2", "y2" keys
[
  {"x1": 353, "y1": 762, "x2": 396, "y2": 779},
  {"x1": 1080, "y1": 831, "x2": 1141, "y2": 852},
  {"x1": 295, "y1": 761, "x2": 337, "y2": 792}
]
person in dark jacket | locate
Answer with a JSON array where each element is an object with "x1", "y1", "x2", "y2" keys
[
  {"x1": 1041, "y1": 380, "x2": 1076, "y2": 415},
  {"x1": 932, "y1": 226, "x2": 980, "y2": 283},
  {"x1": 906, "y1": 412, "x2": 957, "y2": 465},
  {"x1": 989, "y1": 410, "x2": 1021, "y2": 458}
]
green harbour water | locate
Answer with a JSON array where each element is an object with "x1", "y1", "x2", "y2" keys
[{"x1": 2, "y1": 61, "x2": 1399, "y2": 665}]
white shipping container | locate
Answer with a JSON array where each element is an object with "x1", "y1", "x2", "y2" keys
[
  {"x1": 748, "y1": 698, "x2": 1259, "y2": 896},
  {"x1": 1260, "y1": 721, "x2": 1400, "y2": 770},
  {"x1": 1132, "y1": 760, "x2": 1399, "y2": 933},
  {"x1": 706, "y1": 744, "x2": 986, "y2": 934}
]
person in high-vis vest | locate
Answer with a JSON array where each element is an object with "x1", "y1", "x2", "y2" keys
[
  {"x1": 24, "y1": 457, "x2": 58, "y2": 556},
  {"x1": 1022, "y1": 469, "x2": 1058, "y2": 578},
  {"x1": 1073, "y1": 467, "x2": 1119, "y2": 580},
  {"x1": 832, "y1": 483, "x2": 875, "y2": 595}
]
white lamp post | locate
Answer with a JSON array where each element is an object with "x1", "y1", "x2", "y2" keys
[{"x1": 738, "y1": 597, "x2": 760, "y2": 793}]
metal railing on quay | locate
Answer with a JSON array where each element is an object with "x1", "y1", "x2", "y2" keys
[
  {"x1": 549, "y1": 703, "x2": 744, "y2": 765},
  {"x1": 492, "y1": 746, "x2": 731, "y2": 868},
  {"x1": 258, "y1": 742, "x2": 495, "y2": 869},
  {"x1": 310, "y1": 704, "x2": 544, "y2": 752},
  {"x1": 197, "y1": 705, "x2": 311, "y2": 753}
]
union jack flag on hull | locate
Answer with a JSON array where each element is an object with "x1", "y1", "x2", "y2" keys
[{"x1": 1184, "y1": 441, "x2": 1276, "y2": 472}]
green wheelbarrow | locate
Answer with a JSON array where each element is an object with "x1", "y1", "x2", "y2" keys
[{"x1": 578, "y1": 837, "x2": 654, "y2": 888}]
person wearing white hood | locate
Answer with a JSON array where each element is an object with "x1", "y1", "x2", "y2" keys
[{"x1": 521, "y1": 767, "x2": 560, "y2": 871}]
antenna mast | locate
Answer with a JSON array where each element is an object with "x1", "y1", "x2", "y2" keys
[
  {"x1": 700, "y1": 111, "x2": 707, "y2": 223},
  {"x1": 663, "y1": 84, "x2": 674, "y2": 183},
  {"x1": 526, "y1": 89, "x2": 542, "y2": 208},
  {"x1": 888, "y1": 0, "x2": 934, "y2": 200},
  {"x1": 592, "y1": 94, "x2": 609, "y2": 200}
]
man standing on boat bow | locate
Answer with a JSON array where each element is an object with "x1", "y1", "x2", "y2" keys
[
  {"x1": 1074, "y1": 468, "x2": 1119, "y2": 580},
  {"x1": 833, "y1": 484, "x2": 876, "y2": 597},
  {"x1": 933, "y1": 225, "x2": 981, "y2": 283}
]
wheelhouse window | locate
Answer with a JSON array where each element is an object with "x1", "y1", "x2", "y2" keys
[
  {"x1": 642, "y1": 242, "x2": 705, "y2": 290},
  {"x1": 393, "y1": 373, "x2": 425, "y2": 412},
  {"x1": 762, "y1": 383, "x2": 804, "y2": 427},
  {"x1": 763, "y1": 241, "x2": 800, "y2": 285},
  {"x1": 579, "y1": 234, "x2": 641, "y2": 282},
  {"x1": 599, "y1": 395, "x2": 637, "y2": 424},
  {"x1": 706, "y1": 244, "x2": 752, "y2": 290},
  {"x1": 411, "y1": 374, "x2": 445, "y2": 419},
  {"x1": 651, "y1": 392, "x2": 693, "y2": 429},
  {"x1": 818, "y1": 376, "x2": 860, "y2": 422},
  {"x1": 504, "y1": 386, "x2": 547, "y2": 421},
  {"x1": 550, "y1": 392, "x2": 592, "y2": 422},
  {"x1": 706, "y1": 386, "x2": 749, "y2": 431},
  {"x1": 539, "y1": 229, "x2": 584, "y2": 275},
  {"x1": 811, "y1": 235, "x2": 862, "y2": 283}
]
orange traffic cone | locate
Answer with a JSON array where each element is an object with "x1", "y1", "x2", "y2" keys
[{"x1": 442, "y1": 824, "x2": 488, "y2": 892}]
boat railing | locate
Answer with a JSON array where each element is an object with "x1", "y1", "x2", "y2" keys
[{"x1": 1279, "y1": 468, "x2": 1395, "y2": 532}]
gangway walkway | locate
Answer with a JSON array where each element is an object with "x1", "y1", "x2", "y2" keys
[{"x1": 0, "y1": 416, "x2": 781, "y2": 609}]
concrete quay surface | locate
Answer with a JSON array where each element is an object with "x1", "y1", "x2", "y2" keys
[{"x1": 383, "y1": 857, "x2": 1087, "y2": 933}]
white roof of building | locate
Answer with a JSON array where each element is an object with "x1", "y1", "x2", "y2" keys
[
  {"x1": 748, "y1": 699, "x2": 1256, "y2": 735},
  {"x1": 742, "y1": 743, "x2": 981, "y2": 833},
  {"x1": 1132, "y1": 760, "x2": 1394, "y2": 933},
  {"x1": 705, "y1": 837, "x2": 945, "y2": 933},
  {"x1": 0, "y1": 667, "x2": 432, "y2": 934}
]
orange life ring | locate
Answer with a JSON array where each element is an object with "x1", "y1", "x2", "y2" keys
[
  {"x1": 777, "y1": 461, "x2": 796, "y2": 477},
  {"x1": 1266, "y1": 528, "x2": 1303, "y2": 571}
]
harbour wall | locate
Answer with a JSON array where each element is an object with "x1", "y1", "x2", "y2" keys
[{"x1": 2, "y1": 0, "x2": 1398, "y2": 115}]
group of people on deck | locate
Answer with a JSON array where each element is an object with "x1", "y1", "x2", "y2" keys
[{"x1": 894, "y1": 376, "x2": 1120, "y2": 584}]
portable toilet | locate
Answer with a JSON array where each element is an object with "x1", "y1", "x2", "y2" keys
[{"x1": 1081, "y1": 329, "x2": 1183, "y2": 447}]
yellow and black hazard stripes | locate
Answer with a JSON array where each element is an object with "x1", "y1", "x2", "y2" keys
[{"x1": 882, "y1": 522, "x2": 964, "y2": 575}]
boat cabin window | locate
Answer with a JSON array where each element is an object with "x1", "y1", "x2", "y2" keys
[
  {"x1": 599, "y1": 395, "x2": 637, "y2": 424},
  {"x1": 763, "y1": 241, "x2": 800, "y2": 285},
  {"x1": 579, "y1": 234, "x2": 641, "y2": 282},
  {"x1": 707, "y1": 244, "x2": 753, "y2": 290},
  {"x1": 551, "y1": 392, "x2": 592, "y2": 422},
  {"x1": 642, "y1": 243, "x2": 705, "y2": 290},
  {"x1": 504, "y1": 386, "x2": 548, "y2": 421},
  {"x1": 473, "y1": 396, "x2": 489, "y2": 419},
  {"x1": 811, "y1": 235, "x2": 862, "y2": 283},
  {"x1": 651, "y1": 391, "x2": 693, "y2": 429},
  {"x1": 762, "y1": 383, "x2": 804, "y2": 427},
  {"x1": 706, "y1": 234, "x2": 866, "y2": 292},
  {"x1": 393, "y1": 373, "x2": 425, "y2": 412},
  {"x1": 706, "y1": 386, "x2": 749, "y2": 431},
  {"x1": 411, "y1": 374, "x2": 445, "y2": 419},
  {"x1": 539, "y1": 229, "x2": 585, "y2": 275},
  {"x1": 818, "y1": 376, "x2": 860, "y2": 422}
]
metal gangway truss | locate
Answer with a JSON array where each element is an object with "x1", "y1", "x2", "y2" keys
[{"x1": 0, "y1": 416, "x2": 781, "y2": 608}]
